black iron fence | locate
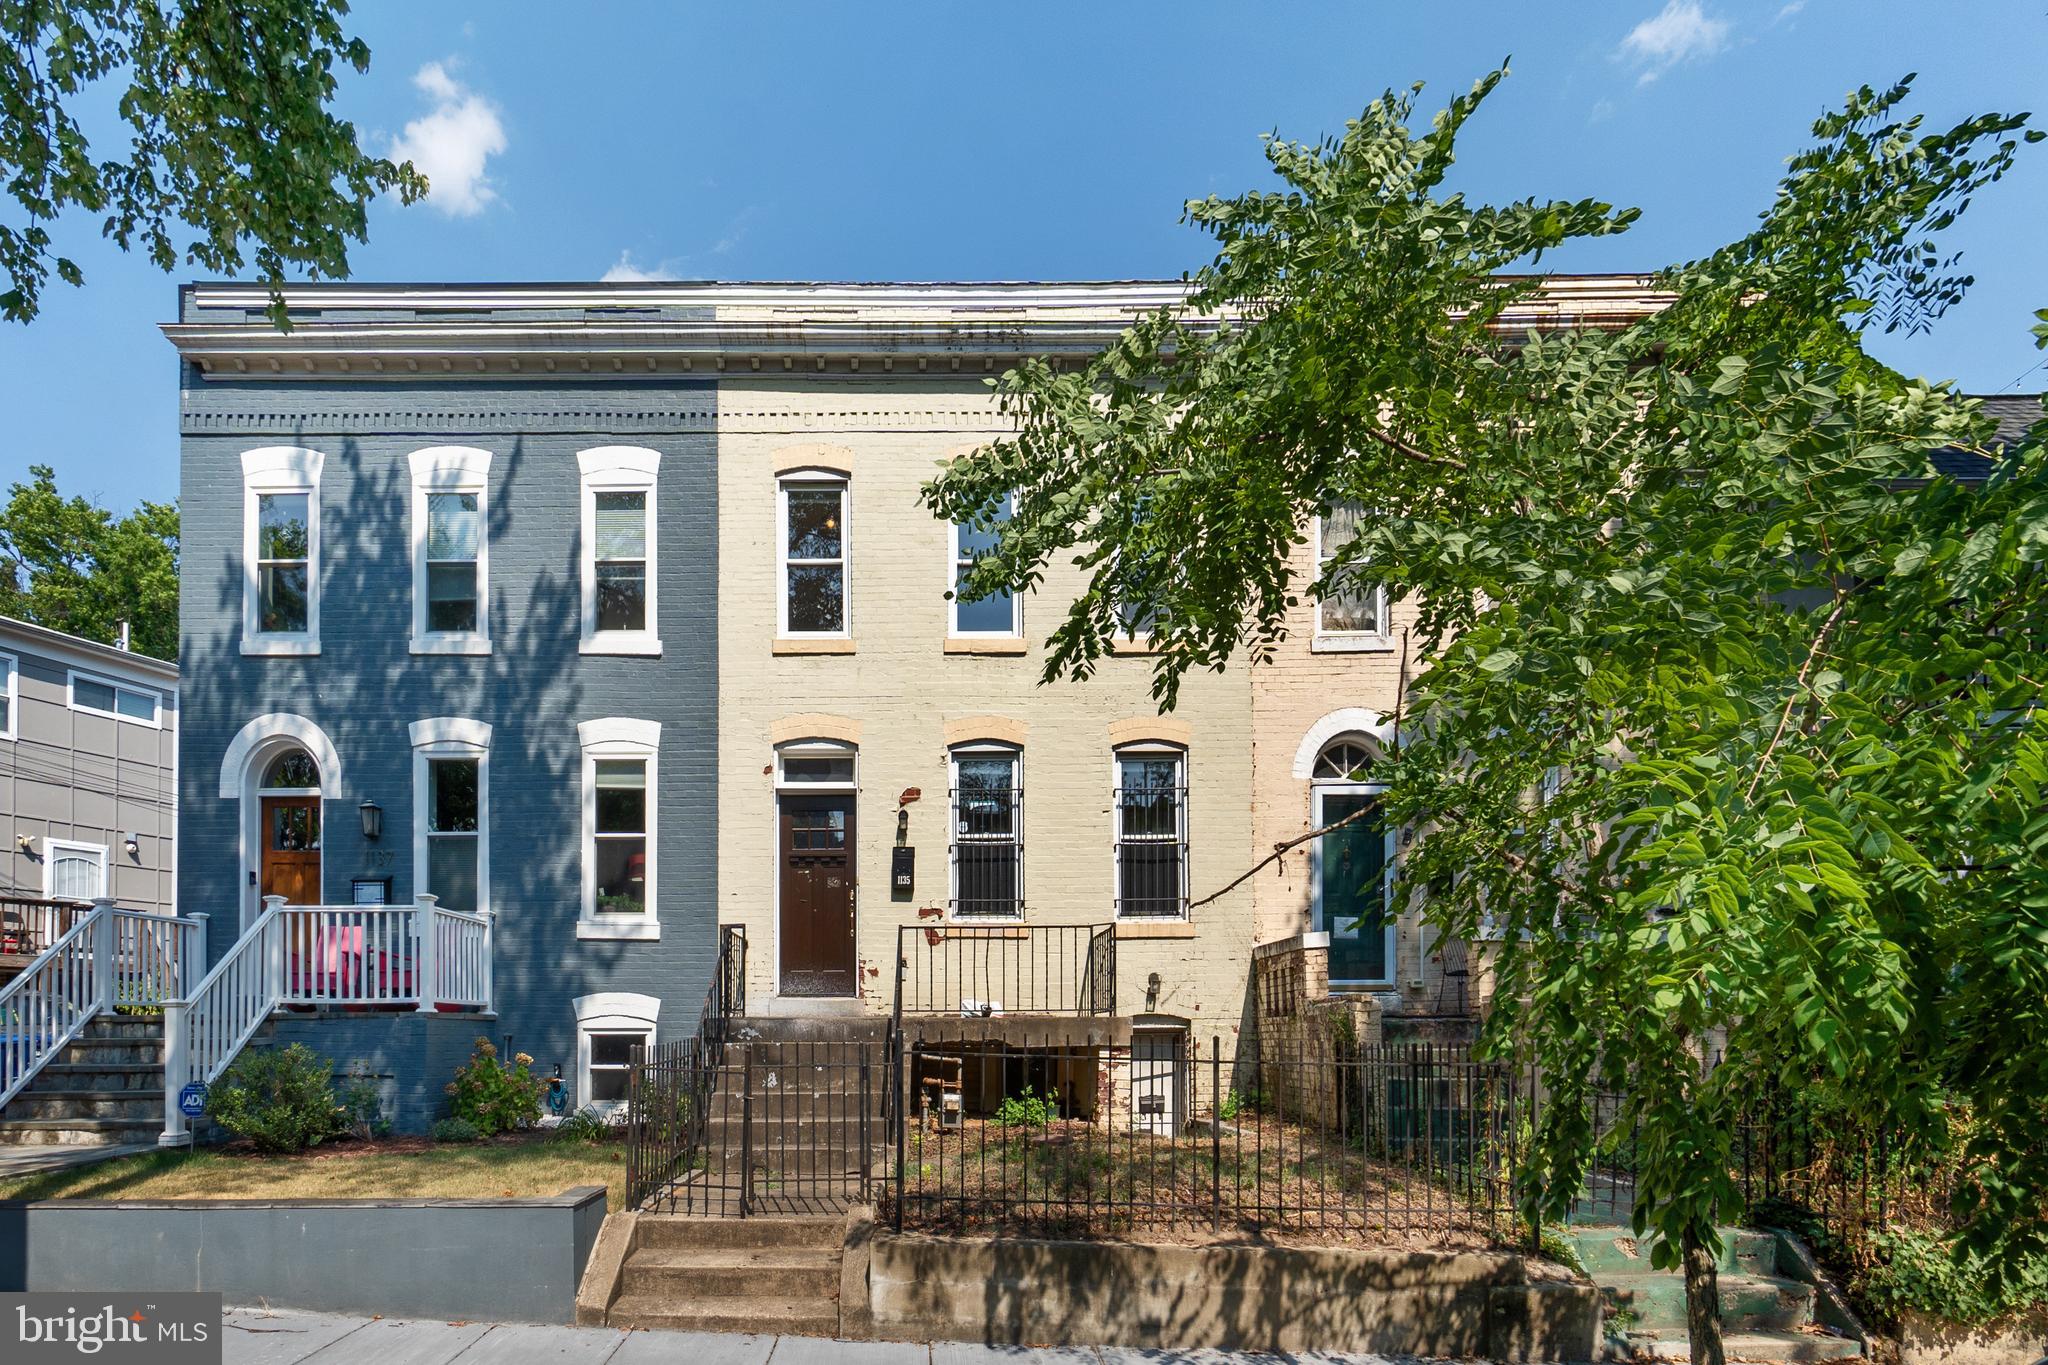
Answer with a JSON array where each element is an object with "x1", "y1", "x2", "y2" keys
[
  {"x1": 892, "y1": 923, "x2": 1116, "y2": 1021},
  {"x1": 888, "y1": 1031, "x2": 1518, "y2": 1241},
  {"x1": 624, "y1": 924, "x2": 746, "y2": 1210}
]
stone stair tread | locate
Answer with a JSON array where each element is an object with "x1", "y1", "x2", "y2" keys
[
  {"x1": 0, "y1": 1117, "x2": 158, "y2": 1130},
  {"x1": 607, "y1": 1294, "x2": 840, "y2": 1334},
  {"x1": 628, "y1": 1246, "x2": 841, "y2": 1270},
  {"x1": 1636, "y1": 1329, "x2": 1862, "y2": 1361}
]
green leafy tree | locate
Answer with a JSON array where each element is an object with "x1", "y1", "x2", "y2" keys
[
  {"x1": 1, "y1": 0, "x2": 424, "y2": 323},
  {"x1": 926, "y1": 70, "x2": 2046, "y2": 1364},
  {"x1": 0, "y1": 464, "x2": 178, "y2": 659}
]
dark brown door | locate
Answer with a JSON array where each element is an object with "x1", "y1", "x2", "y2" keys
[
  {"x1": 261, "y1": 796, "x2": 322, "y2": 904},
  {"x1": 779, "y1": 794, "x2": 855, "y2": 996}
]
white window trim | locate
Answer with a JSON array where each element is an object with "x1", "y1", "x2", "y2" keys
[
  {"x1": 44, "y1": 837, "x2": 109, "y2": 901},
  {"x1": 0, "y1": 652, "x2": 17, "y2": 741},
  {"x1": 1309, "y1": 774, "x2": 1399, "y2": 988},
  {"x1": 241, "y1": 446, "x2": 324, "y2": 656},
  {"x1": 410, "y1": 447, "x2": 493, "y2": 656},
  {"x1": 774, "y1": 739, "x2": 860, "y2": 791},
  {"x1": 66, "y1": 668, "x2": 163, "y2": 729},
  {"x1": 1110, "y1": 744, "x2": 1190, "y2": 922},
  {"x1": 573, "y1": 992, "x2": 659, "y2": 1113},
  {"x1": 778, "y1": 471, "x2": 852, "y2": 640},
  {"x1": 949, "y1": 743, "x2": 1023, "y2": 921},
  {"x1": 410, "y1": 718, "x2": 491, "y2": 917},
  {"x1": 1311, "y1": 507, "x2": 1393, "y2": 653},
  {"x1": 947, "y1": 498, "x2": 1020, "y2": 639},
  {"x1": 578, "y1": 447, "x2": 662, "y2": 657},
  {"x1": 578, "y1": 717, "x2": 661, "y2": 940}
]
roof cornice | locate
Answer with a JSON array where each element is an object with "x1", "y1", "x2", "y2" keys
[{"x1": 162, "y1": 276, "x2": 1674, "y2": 380}]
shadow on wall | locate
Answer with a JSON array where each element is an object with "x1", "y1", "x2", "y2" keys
[{"x1": 180, "y1": 428, "x2": 686, "y2": 1103}]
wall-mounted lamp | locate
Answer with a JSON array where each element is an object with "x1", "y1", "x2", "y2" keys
[
  {"x1": 1146, "y1": 971, "x2": 1162, "y2": 1012},
  {"x1": 123, "y1": 833, "x2": 140, "y2": 859},
  {"x1": 16, "y1": 833, "x2": 35, "y2": 854},
  {"x1": 359, "y1": 799, "x2": 383, "y2": 842}
]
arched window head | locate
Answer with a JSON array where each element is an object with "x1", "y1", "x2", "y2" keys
[
  {"x1": 263, "y1": 748, "x2": 320, "y2": 790},
  {"x1": 1313, "y1": 738, "x2": 1378, "y2": 782}
]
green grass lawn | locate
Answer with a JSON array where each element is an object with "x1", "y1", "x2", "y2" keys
[{"x1": 0, "y1": 1137, "x2": 630, "y2": 1209}]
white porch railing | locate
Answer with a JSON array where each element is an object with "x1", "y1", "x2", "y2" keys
[
  {"x1": 0, "y1": 900, "x2": 209, "y2": 1109},
  {"x1": 160, "y1": 896, "x2": 494, "y2": 1145}
]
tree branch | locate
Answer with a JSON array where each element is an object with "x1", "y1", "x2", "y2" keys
[
  {"x1": 1363, "y1": 426, "x2": 1469, "y2": 472},
  {"x1": 1189, "y1": 804, "x2": 1380, "y2": 910},
  {"x1": 1745, "y1": 593, "x2": 1853, "y2": 803}
]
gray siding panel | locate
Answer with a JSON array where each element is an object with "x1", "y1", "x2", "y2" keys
[{"x1": 177, "y1": 379, "x2": 718, "y2": 1094}]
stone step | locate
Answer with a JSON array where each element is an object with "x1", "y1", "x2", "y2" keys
[
  {"x1": 1635, "y1": 1329, "x2": 1863, "y2": 1362},
  {"x1": 1603, "y1": 1272, "x2": 1814, "y2": 1334},
  {"x1": 0, "y1": 1118, "x2": 162, "y2": 1147},
  {"x1": 25, "y1": 1064, "x2": 165, "y2": 1092},
  {"x1": 2, "y1": 1091, "x2": 162, "y2": 1122},
  {"x1": 607, "y1": 1294, "x2": 839, "y2": 1337},
  {"x1": 80, "y1": 1018, "x2": 166, "y2": 1042},
  {"x1": 622, "y1": 1246, "x2": 841, "y2": 1299},
  {"x1": 634, "y1": 1215, "x2": 845, "y2": 1251},
  {"x1": 59, "y1": 1041, "x2": 165, "y2": 1066},
  {"x1": 1572, "y1": 1226, "x2": 1779, "y2": 1278},
  {"x1": 699, "y1": 1113, "x2": 883, "y2": 1143},
  {"x1": 731, "y1": 1017, "x2": 892, "y2": 1044}
]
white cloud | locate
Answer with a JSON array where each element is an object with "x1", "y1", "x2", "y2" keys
[
  {"x1": 1617, "y1": 1, "x2": 1732, "y2": 85},
  {"x1": 1771, "y1": 0, "x2": 1806, "y2": 23},
  {"x1": 389, "y1": 61, "x2": 507, "y2": 217},
  {"x1": 601, "y1": 251, "x2": 682, "y2": 283}
]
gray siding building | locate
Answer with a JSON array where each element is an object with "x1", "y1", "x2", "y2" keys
[
  {"x1": 0, "y1": 617, "x2": 178, "y2": 915},
  {"x1": 171, "y1": 286, "x2": 719, "y2": 1127}
]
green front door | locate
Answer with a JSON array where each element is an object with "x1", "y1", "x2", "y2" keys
[{"x1": 1318, "y1": 790, "x2": 1389, "y2": 984}]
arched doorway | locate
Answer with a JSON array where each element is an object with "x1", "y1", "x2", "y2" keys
[
  {"x1": 258, "y1": 747, "x2": 322, "y2": 907},
  {"x1": 1310, "y1": 736, "x2": 1396, "y2": 988}
]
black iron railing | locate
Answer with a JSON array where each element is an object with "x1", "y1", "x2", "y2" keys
[
  {"x1": 625, "y1": 924, "x2": 745, "y2": 1210},
  {"x1": 892, "y1": 923, "x2": 1116, "y2": 1023}
]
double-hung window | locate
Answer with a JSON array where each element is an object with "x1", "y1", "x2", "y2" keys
[
  {"x1": 951, "y1": 746, "x2": 1022, "y2": 918},
  {"x1": 578, "y1": 448, "x2": 662, "y2": 655},
  {"x1": 780, "y1": 475, "x2": 849, "y2": 636},
  {"x1": 241, "y1": 447, "x2": 324, "y2": 655},
  {"x1": 1313, "y1": 502, "x2": 1389, "y2": 647},
  {"x1": 67, "y1": 670, "x2": 161, "y2": 727},
  {"x1": 410, "y1": 720, "x2": 489, "y2": 916},
  {"x1": 950, "y1": 494, "x2": 1018, "y2": 637},
  {"x1": 410, "y1": 448, "x2": 492, "y2": 653},
  {"x1": 1113, "y1": 747, "x2": 1188, "y2": 919},
  {"x1": 579, "y1": 718, "x2": 661, "y2": 940},
  {"x1": 0, "y1": 652, "x2": 15, "y2": 740}
]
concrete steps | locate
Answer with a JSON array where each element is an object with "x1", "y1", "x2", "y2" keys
[
  {"x1": 1569, "y1": 1227, "x2": 1862, "y2": 1364},
  {"x1": 609, "y1": 1216, "x2": 843, "y2": 1336},
  {"x1": 0, "y1": 1017, "x2": 168, "y2": 1148}
]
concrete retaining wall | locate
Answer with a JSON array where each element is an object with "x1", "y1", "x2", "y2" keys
[
  {"x1": 0, "y1": 1186, "x2": 607, "y2": 1324},
  {"x1": 1903, "y1": 1308, "x2": 2048, "y2": 1365},
  {"x1": 851, "y1": 1215, "x2": 1599, "y2": 1360}
]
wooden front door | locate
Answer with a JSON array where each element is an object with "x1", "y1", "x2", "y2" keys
[
  {"x1": 261, "y1": 796, "x2": 322, "y2": 905},
  {"x1": 779, "y1": 794, "x2": 855, "y2": 997}
]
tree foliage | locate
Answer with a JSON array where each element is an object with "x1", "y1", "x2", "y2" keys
[
  {"x1": 0, "y1": 0, "x2": 423, "y2": 323},
  {"x1": 925, "y1": 70, "x2": 2047, "y2": 1354},
  {"x1": 0, "y1": 463, "x2": 178, "y2": 659}
]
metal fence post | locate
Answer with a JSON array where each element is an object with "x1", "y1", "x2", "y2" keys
[
  {"x1": 895, "y1": 1037, "x2": 912, "y2": 1232},
  {"x1": 860, "y1": 1050, "x2": 873, "y2": 1205},
  {"x1": 1210, "y1": 1035, "x2": 1222, "y2": 1231},
  {"x1": 740, "y1": 1054, "x2": 754, "y2": 1219}
]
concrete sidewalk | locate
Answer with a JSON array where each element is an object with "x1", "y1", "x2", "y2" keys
[{"x1": 220, "y1": 1306, "x2": 1436, "y2": 1365}]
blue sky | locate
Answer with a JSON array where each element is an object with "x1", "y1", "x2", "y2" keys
[{"x1": 4, "y1": 1, "x2": 2045, "y2": 513}]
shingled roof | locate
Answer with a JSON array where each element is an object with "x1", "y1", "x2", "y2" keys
[{"x1": 1931, "y1": 394, "x2": 2042, "y2": 482}]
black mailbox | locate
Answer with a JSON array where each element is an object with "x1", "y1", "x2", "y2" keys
[{"x1": 891, "y1": 846, "x2": 915, "y2": 894}]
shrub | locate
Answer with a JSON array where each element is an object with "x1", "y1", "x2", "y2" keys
[
  {"x1": 431, "y1": 1117, "x2": 482, "y2": 1144},
  {"x1": 549, "y1": 1106, "x2": 624, "y2": 1144},
  {"x1": 994, "y1": 1086, "x2": 1056, "y2": 1126},
  {"x1": 205, "y1": 1044, "x2": 345, "y2": 1154},
  {"x1": 1220, "y1": 1087, "x2": 1263, "y2": 1123},
  {"x1": 1856, "y1": 1227, "x2": 2048, "y2": 1326},
  {"x1": 444, "y1": 1037, "x2": 544, "y2": 1136}
]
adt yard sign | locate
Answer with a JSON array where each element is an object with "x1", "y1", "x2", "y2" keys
[{"x1": 178, "y1": 1083, "x2": 207, "y2": 1118}]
